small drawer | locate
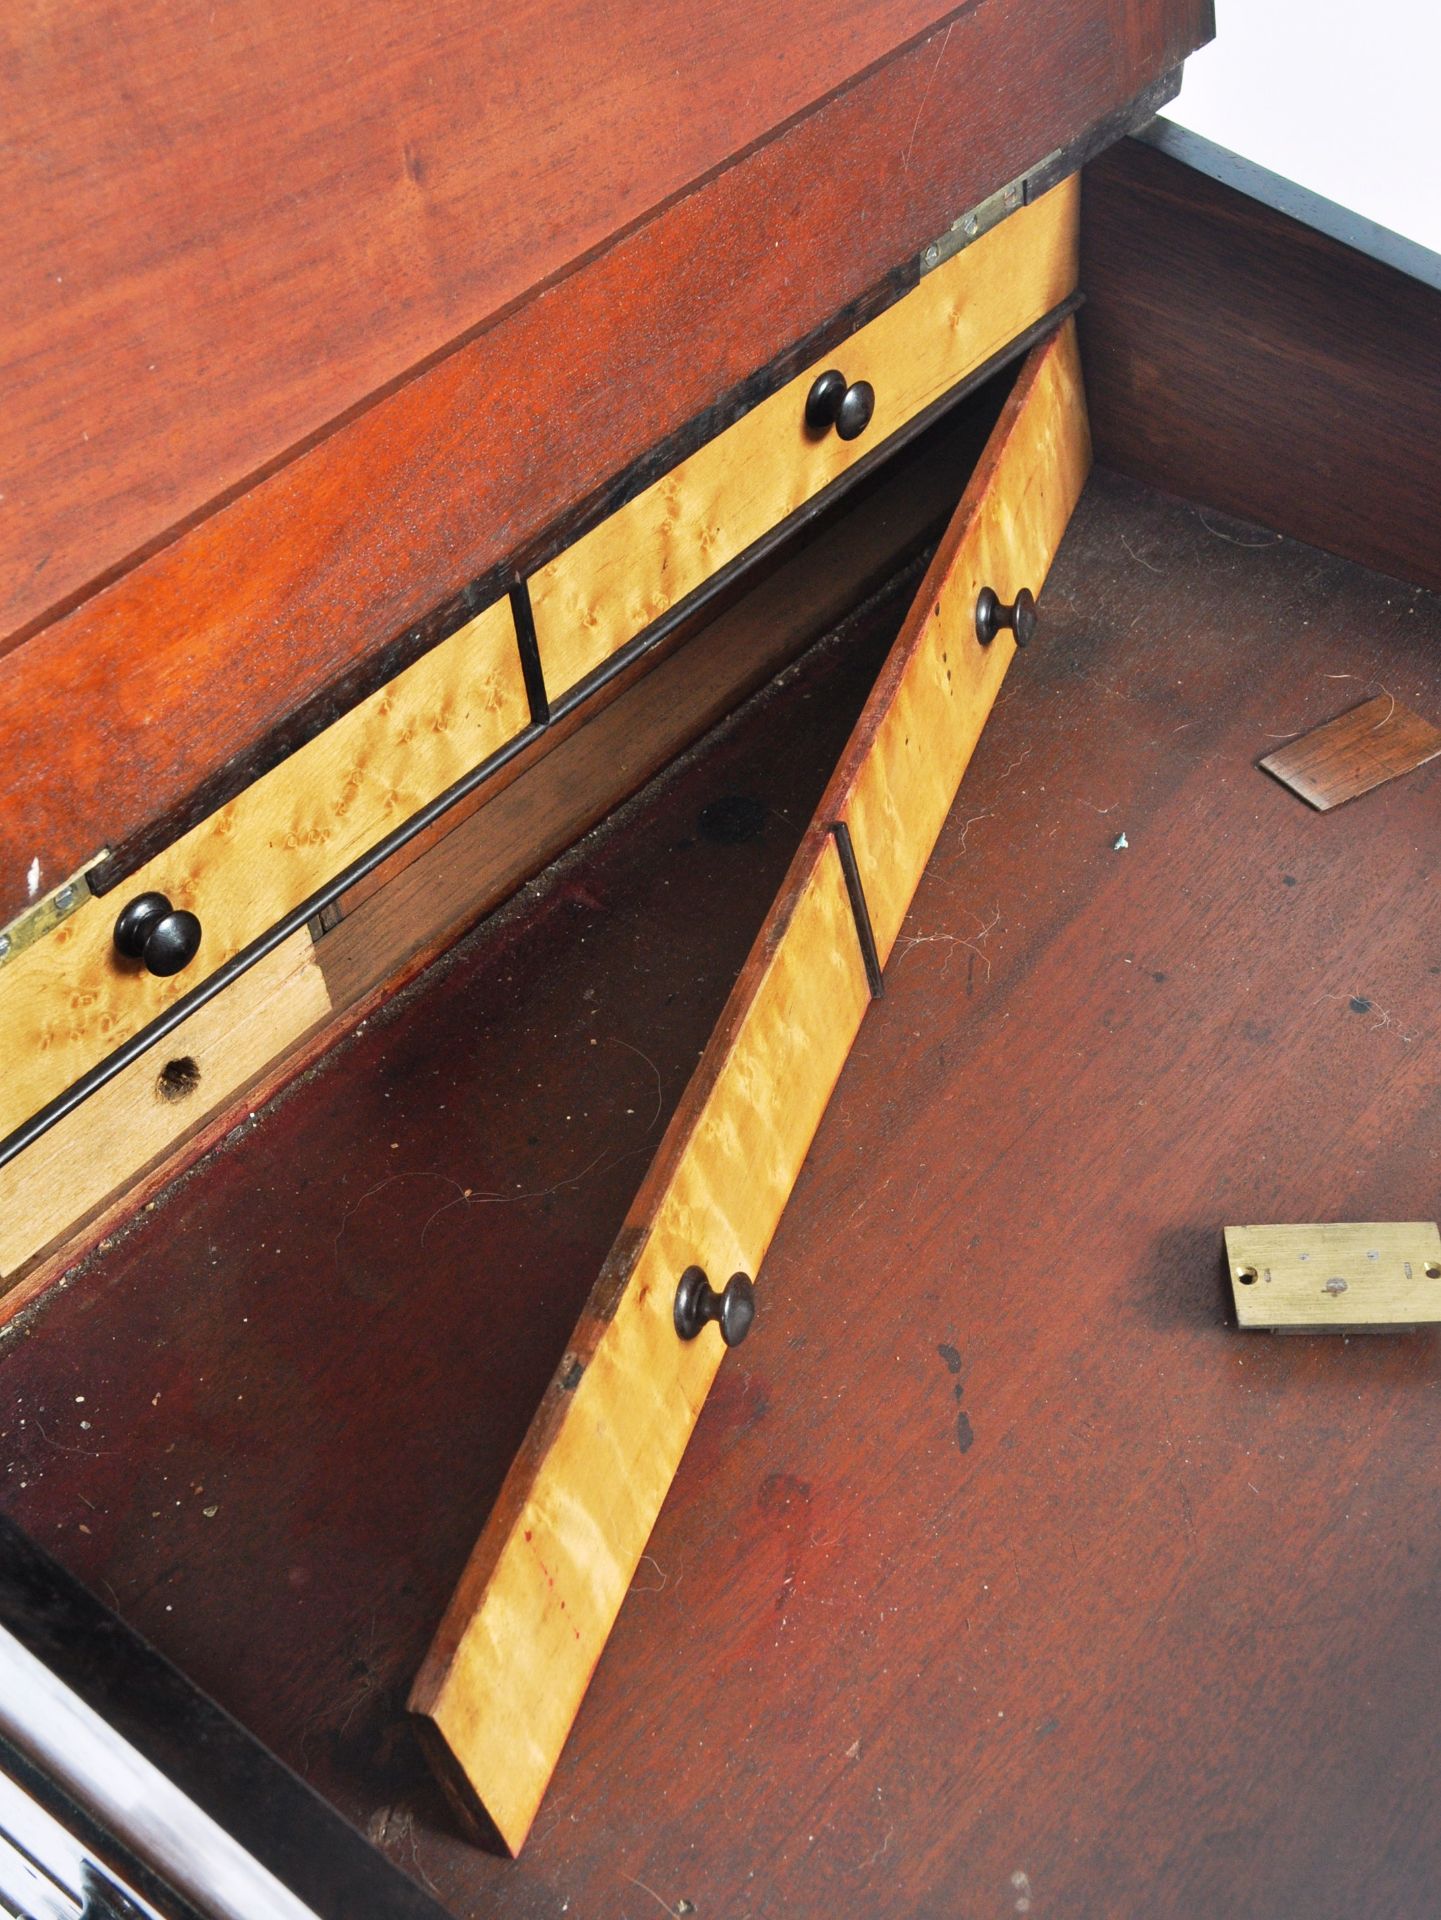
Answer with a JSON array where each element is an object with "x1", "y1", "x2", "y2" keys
[
  {"x1": 0, "y1": 596, "x2": 527, "y2": 1141},
  {"x1": 527, "y1": 176, "x2": 1080, "y2": 702}
]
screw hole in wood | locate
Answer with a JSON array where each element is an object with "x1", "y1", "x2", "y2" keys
[{"x1": 157, "y1": 1056, "x2": 202, "y2": 1102}]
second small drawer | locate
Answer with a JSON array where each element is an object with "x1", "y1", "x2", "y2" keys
[{"x1": 527, "y1": 175, "x2": 1080, "y2": 702}]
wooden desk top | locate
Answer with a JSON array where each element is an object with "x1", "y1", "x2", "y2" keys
[{"x1": 0, "y1": 0, "x2": 1210, "y2": 926}]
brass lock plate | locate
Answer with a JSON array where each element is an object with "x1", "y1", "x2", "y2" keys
[{"x1": 1226, "y1": 1221, "x2": 1441, "y2": 1331}]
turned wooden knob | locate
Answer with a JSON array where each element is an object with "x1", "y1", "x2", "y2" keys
[
  {"x1": 975, "y1": 585, "x2": 1037, "y2": 648},
  {"x1": 114, "y1": 892, "x2": 202, "y2": 977},
  {"x1": 805, "y1": 368, "x2": 875, "y2": 442},
  {"x1": 674, "y1": 1266, "x2": 755, "y2": 1347}
]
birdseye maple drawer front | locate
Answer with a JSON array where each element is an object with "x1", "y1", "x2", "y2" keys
[
  {"x1": 411, "y1": 826, "x2": 874, "y2": 1854},
  {"x1": 411, "y1": 320, "x2": 1091, "y2": 1856},
  {"x1": 0, "y1": 596, "x2": 526, "y2": 1142},
  {"x1": 527, "y1": 175, "x2": 1080, "y2": 701}
]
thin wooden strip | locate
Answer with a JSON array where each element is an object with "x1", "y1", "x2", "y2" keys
[
  {"x1": 528, "y1": 179, "x2": 1081, "y2": 699},
  {"x1": 0, "y1": 597, "x2": 525, "y2": 1140},
  {"x1": 825, "y1": 319, "x2": 1091, "y2": 960},
  {"x1": 0, "y1": 933, "x2": 330, "y2": 1281},
  {"x1": 410, "y1": 828, "x2": 873, "y2": 1852},
  {"x1": 1259, "y1": 695, "x2": 1441, "y2": 810}
]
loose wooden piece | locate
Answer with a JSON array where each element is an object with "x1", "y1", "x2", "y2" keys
[
  {"x1": 1226, "y1": 1222, "x2": 1441, "y2": 1330},
  {"x1": 1259, "y1": 695, "x2": 1441, "y2": 810},
  {"x1": 410, "y1": 321, "x2": 1090, "y2": 1852},
  {"x1": 529, "y1": 181, "x2": 1080, "y2": 698},
  {"x1": 0, "y1": 598, "x2": 523, "y2": 1144}
]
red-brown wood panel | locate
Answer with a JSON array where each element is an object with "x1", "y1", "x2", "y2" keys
[
  {"x1": 1081, "y1": 124, "x2": 1441, "y2": 595},
  {"x1": 0, "y1": 0, "x2": 1212, "y2": 925},
  {"x1": 0, "y1": 0, "x2": 946, "y2": 643}
]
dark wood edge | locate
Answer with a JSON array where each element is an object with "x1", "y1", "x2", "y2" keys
[
  {"x1": 0, "y1": 1513, "x2": 447, "y2": 1919},
  {"x1": 1079, "y1": 121, "x2": 1441, "y2": 593},
  {"x1": 1140, "y1": 117, "x2": 1441, "y2": 291}
]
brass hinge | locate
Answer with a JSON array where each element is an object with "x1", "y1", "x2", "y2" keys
[
  {"x1": 0, "y1": 858, "x2": 106, "y2": 970},
  {"x1": 919, "y1": 168, "x2": 1034, "y2": 274}
]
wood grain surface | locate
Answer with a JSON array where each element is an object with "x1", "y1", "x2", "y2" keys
[
  {"x1": 0, "y1": 0, "x2": 945, "y2": 641},
  {"x1": 413, "y1": 829, "x2": 872, "y2": 1852},
  {"x1": 1259, "y1": 693, "x2": 1441, "y2": 810},
  {"x1": 0, "y1": 597, "x2": 523, "y2": 1144},
  {"x1": 1081, "y1": 123, "x2": 1441, "y2": 593},
  {"x1": 411, "y1": 340, "x2": 1066, "y2": 1847},
  {"x1": 0, "y1": 0, "x2": 1212, "y2": 927},
  {"x1": 8, "y1": 468, "x2": 1439, "y2": 1919},
  {"x1": 530, "y1": 181, "x2": 1079, "y2": 697},
  {"x1": 0, "y1": 390, "x2": 982, "y2": 1295},
  {"x1": 826, "y1": 320, "x2": 1089, "y2": 960}
]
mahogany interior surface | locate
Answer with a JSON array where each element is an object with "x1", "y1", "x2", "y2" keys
[{"x1": 3, "y1": 468, "x2": 1440, "y2": 1918}]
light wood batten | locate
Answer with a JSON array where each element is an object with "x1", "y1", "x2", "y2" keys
[
  {"x1": 826, "y1": 319, "x2": 1091, "y2": 961},
  {"x1": 0, "y1": 932, "x2": 330, "y2": 1281},
  {"x1": 412, "y1": 317, "x2": 1092, "y2": 1856}
]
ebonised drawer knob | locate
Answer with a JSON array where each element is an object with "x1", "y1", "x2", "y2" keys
[
  {"x1": 975, "y1": 585, "x2": 1037, "y2": 648},
  {"x1": 113, "y1": 892, "x2": 203, "y2": 977},
  {"x1": 674, "y1": 1265, "x2": 755, "y2": 1347},
  {"x1": 805, "y1": 369, "x2": 875, "y2": 442}
]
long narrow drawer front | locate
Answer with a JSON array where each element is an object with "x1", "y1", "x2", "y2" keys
[
  {"x1": 528, "y1": 175, "x2": 1080, "y2": 702},
  {"x1": 412, "y1": 320, "x2": 1092, "y2": 1853},
  {"x1": 411, "y1": 828, "x2": 873, "y2": 1853},
  {"x1": 0, "y1": 596, "x2": 526, "y2": 1140}
]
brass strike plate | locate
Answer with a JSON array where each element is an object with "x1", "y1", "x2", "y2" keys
[{"x1": 1226, "y1": 1222, "x2": 1441, "y2": 1331}]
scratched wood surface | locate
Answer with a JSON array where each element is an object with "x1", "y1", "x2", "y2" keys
[
  {"x1": 3, "y1": 471, "x2": 1440, "y2": 1917},
  {"x1": 1259, "y1": 693, "x2": 1441, "y2": 810},
  {"x1": 529, "y1": 181, "x2": 1079, "y2": 699}
]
